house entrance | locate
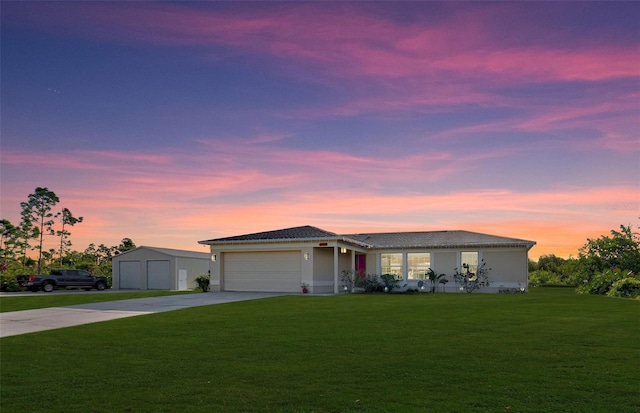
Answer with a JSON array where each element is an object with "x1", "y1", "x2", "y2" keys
[{"x1": 355, "y1": 254, "x2": 366, "y2": 274}]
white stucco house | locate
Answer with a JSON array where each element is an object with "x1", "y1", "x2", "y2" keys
[
  {"x1": 112, "y1": 246, "x2": 210, "y2": 290},
  {"x1": 199, "y1": 225, "x2": 536, "y2": 294}
]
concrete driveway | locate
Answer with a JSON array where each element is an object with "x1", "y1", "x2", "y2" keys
[{"x1": 0, "y1": 292, "x2": 288, "y2": 338}]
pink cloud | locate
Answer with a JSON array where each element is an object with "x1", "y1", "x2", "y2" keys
[
  {"x1": 9, "y1": 3, "x2": 637, "y2": 85},
  {"x1": 4, "y1": 142, "x2": 636, "y2": 261}
]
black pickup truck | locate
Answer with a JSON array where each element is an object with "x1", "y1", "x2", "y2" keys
[{"x1": 17, "y1": 269, "x2": 109, "y2": 292}]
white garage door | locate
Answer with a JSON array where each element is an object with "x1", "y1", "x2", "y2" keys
[
  {"x1": 147, "y1": 260, "x2": 171, "y2": 290},
  {"x1": 224, "y1": 251, "x2": 301, "y2": 292},
  {"x1": 119, "y1": 261, "x2": 141, "y2": 289}
]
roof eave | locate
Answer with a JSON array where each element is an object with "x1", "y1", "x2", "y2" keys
[{"x1": 369, "y1": 242, "x2": 535, "y2": 249}]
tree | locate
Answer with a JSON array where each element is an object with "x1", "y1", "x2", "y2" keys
[
  {"x1": 56, "y1": 208, "x2": 83, "y2": 265},
  {"x1": 0, "y1": 219, "x2": 18, "y2": 261},
  {"x1": 576, "y1": 224, "x2": 640, "y2": 296},
  {"x1": 117, "y1": 238, "x2": 136, "y2": 253},
  {"x1": 579, "y1": 225, "x2": 640, "y2": 274},
  {"x1": 20, "y1": 187, "x2": 60, "y2": 273}
]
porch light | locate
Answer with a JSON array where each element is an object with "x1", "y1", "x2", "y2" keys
[
  {"x1": 303, "y1": 252, "x2": 310, "y2": 260},
  {"x1": 211, "y1": 254, "x2": 217, "y2": 262},
  {"x1": 340, "y1": 247, "x2": 347, "y2": 254}
]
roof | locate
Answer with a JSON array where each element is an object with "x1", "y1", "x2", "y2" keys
[
  {"x1": 113, "y1": 246, "x2": 210, "y2": 260},
  {"x1": 343, "y1": 230, "x2": 536, "y2": 249},
  {"x1": 199, "y1": 226, "x2": 536, "y2": 250},
  {"x1": 199, "y1": 225, "x2": 339, "y2": 243}
]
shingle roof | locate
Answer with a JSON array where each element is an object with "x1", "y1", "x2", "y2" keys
[
  {"x1": 115, "y1": 246, "x2": 210, "y2": 259},
  {"x1": 199, "y1": 225, "x2": 338, "y2": 243},
  {"x1": 342, "y1": 230, "x2": 536, "y2": 249},
  {"x1": 199, "y1": 226, "x2": 536, "y2": 250}
]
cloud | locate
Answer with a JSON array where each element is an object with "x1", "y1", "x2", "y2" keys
[
  {"x1": 3, "y1": 143, "x2": 636, "y2": 259},
  {"x1": 8, "y1": 3, "x2": 637, "y2": 84},
  {"x1": 2, "y1": 2, "x2": 638, "y2": 260}
]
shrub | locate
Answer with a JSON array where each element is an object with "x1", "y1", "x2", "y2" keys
[
  {"x1": 194, "y1": 273, "x2": 210, "y2": 292},
  {"x1": 0, "y1": 273, "x2": 21, "y2": 292},
  {"x1": 380, "y1": 273, "x2": 399, "y2": 291},
  {"x1": 339, "y1": 270, "x2": 355, "y2": 292},
  {"x1": 354, "y1": 273, "x2": 383, "y2": 292},
  {"x1": 529, "y1": 269, "x2": 559, "y2": 287},
  {"x1": 606, "y1": 276, "x2": 640, "y2": 298},
  {"x1": 576, "y1": 268, "x2": 627, "y2": 295}
]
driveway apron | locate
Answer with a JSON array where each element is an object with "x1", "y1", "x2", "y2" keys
[{"x1": 0, "y1": 292, "x2": 288, "y2": 338}]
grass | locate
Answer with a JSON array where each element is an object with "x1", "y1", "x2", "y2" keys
[
  {"x1": 1, "y1": 288, "x2": 638, "y2": 412},
  {"x1": 0, "y1": 290, "x2": 197, "y2": 312}
]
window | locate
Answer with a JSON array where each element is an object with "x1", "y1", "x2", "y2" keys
[
  {"x1": 461, "y1": 251, "x2": 479, "y2": 275},
  {"x1": 381, "y1": 253, "x2": 403, "y2": 280},
  {"x1": 408, "y1": 253, "x2": 430, "y2": 280}
]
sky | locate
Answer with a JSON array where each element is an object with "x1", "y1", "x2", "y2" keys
[{"x1": 1, "y1": 1, "x2": 638, "y2": 260}]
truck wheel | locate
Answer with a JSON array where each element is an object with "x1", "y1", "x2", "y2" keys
[
  {"x1": 95, "y1": 281, "x2": 107, "y2": 291},
  {"x1": 42, "y1": 282, "x2": 55, "y2": 293}
]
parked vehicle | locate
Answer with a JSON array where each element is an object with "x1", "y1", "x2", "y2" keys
[{"x1": 17, "y1": 269, "x2": 109, "y2": 292}]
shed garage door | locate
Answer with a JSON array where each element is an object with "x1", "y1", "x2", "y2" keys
[
  {"x1": 147, "y1": 260, "x2": 170, "y2": 290},
  {"x1": 224, "y1": 251, "x2": 301, "y2": 292},
  {"x1": 119, "y1": 261, "x2": 141, "y2": 289}
]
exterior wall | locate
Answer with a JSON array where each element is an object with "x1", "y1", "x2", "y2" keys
[
  {"x1": 312, "y1": 247, "x2": 335, "y2": 293},
  {"x1": 208, "y1": 242, "x2": 362, "y2": 293},
  {"x1": 176, "y1": 256, "x2": 211, "y2": 290},
  {"x1": 112, "y1": 248, "x2": 209, "y2": 290},
  {"x1": 432, "y1": 251, "x2": 457, "y2": 292},
  {"x1": 482, "y1": 250, "x2": 529, "y2": 291},
  {"x1": 204, "y1": 238, "x2": 531, "y2": 294},
  {"x1": 365, "y1": 253, "x2": 378, "y2": 275},
  {"x1": 210, "y1": 249, "x2": 222, "y2": 291},
  {"x1": 359, "y1": 248, "x2": 529, "y2": 293}
]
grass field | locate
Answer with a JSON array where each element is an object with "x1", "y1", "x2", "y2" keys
[
  {"x1": 0, "y1": 290, "x2": 197, "y2": 313},
  {"x1": 1, "y1": 288, "x2": 638, "y2": 412}
]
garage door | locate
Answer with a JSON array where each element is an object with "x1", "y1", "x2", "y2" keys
[
  {"x1": 147, "y1": 260, "x2": 170, "y2": 290},
  {"x1": 119, "y1": 261, "x2": 141, "y2": 289},
  {"x1": 224, "y1": 251, "x2": 301, "y2": 292}
]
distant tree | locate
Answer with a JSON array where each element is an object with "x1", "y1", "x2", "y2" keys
[
  {"x1": 0, "y1": 219, "x2": 18, "y2": 261},
  {"x1": 55, "y1": 207, "x2": 83, "y2": 265},
  {"x1": 117, "y1": 238, "x2": 136, "y2": 253},
  {"x1": 20, "y1": 187, "x2": 59, "y2": 273},
  {"x1": 576, "y1": 225, "x2": 640, "y2": 296},
  {"x1": 579, "y1": 225, "x2": 640, "y2": 274},
  {"x1": 537, "y1": 254, "x2": 566, "y2": 273},
  {"x1": 14, "y1": 213, "x2": 38, "y2": 269}
]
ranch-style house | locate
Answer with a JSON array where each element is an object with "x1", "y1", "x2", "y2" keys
[{"x1": 199, "y1": 225, "x2": 536, "y2": 294}]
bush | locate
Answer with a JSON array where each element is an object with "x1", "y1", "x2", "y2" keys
[
  {"x1": 194, "y1": 273, "x2": 210, "y2": 292},
  {"x1": 576, "y1": 268, "x2": 628, "y2": 295},
  {"x1": 380, "y1": 274, "x2": 399, "y2": 291},
  {"x1": 606, "y1": 277, "x2": 640, "y2": 298},
  {"x1": 354, "y1": 273, "x2": 384, "y2": 292},
  {"x1": 529, "y1": 269, "x2": 560, "y2": 287},
  {"x1": 0, "y1": 273, "x2": 21, "y2": 292}
]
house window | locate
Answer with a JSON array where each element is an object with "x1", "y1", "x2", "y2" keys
[
  {"x1": 408, "y1": 253, "x2": 430, "y2": 280},
  {"x1": 381, "y1": 253, "x2": 403, "y2": 280},
  {"x1": 461, "y1": 251, "x2": 479, "y2": 275}
]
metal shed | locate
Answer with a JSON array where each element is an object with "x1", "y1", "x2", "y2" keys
[{"x1": 111, "y1": 246, "x2": 210, "y2": 290}]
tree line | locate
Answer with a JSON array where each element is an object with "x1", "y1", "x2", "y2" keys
[
  {"x1": 529, "y1": 224, "x2": 640, "y2": 298},
  {"x1": 1, "y1": 187, "x2": 136, "y2": 290}
]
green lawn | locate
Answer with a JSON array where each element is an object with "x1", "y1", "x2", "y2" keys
[
  {"x1": 0, "y1": 290, "x2": 197, "y2": 312},
  {"x1": 1, "y1": 288, "x2": 638, "y2": 412}
]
